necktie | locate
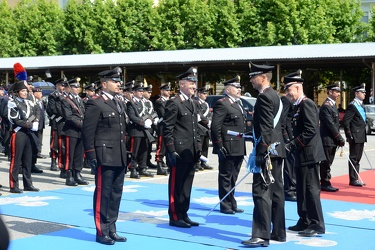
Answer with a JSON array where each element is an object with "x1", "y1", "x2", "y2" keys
[
  {"x1": 235, "y1": 99, "x2": 243, "y2": 113},
  {"x1": 113, "y1": 98, "x2": 122, "y2": 113}
]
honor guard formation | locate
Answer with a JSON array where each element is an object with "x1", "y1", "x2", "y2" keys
[{"x1": 0, "y1": 62, "x2": 370, "y2": 247}]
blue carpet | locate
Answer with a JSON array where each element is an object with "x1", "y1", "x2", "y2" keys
[{"x1": 1, "y1": 182, "x2": 374, "y2": 249}]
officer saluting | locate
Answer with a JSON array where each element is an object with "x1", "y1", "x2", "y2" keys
[
  {"x1": 343, "y1": 83, "x2": 367, "y2": 187},
  {"x1": 82, "y1": 67, "x2": 128, "y2": 245}
]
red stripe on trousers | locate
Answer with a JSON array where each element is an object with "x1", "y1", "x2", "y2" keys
[
  {"x1": 50, "y1": 130, "x2": 57, "y2": 158},
  {"x1": 169, "y1": 166, "x2": 178, "y2": 221},
  {"x1": 64, "y1": 136, "x2": 70, "y2": 171},
  {"x1": 9, "y1": 133, "x2": 17, "y2": 189},
  {"x1": 58, "y1": 135, "x2": 63, "y2": 169},
  {"x1": 155, "y1": 136, "x2": 163, "y2": 162},
  {"x1": 95, "y1": 166, "x2": 103, "y2": 236}
]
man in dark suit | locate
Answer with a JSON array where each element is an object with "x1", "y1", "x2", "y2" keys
[
  {"x1": 154, "y1": 83, "x2": 171, "y2": 172},
  {"x1": 241, "y1": 63, "x2": 286, "y2": 247},
  {"x1": 127, "y1": 82, "x2": 154, "y2": 178},
  {"x1": 281, "y1": 95, "x2": 297, "y2": 201},
  {"x1": 195, "y1": 87, "x2": 213, "y2": 171},
  {"x1": 82, "y1": 67, "x2": 128, "y2": 245},
  {"x1": 343, "y1": 83, "x2": 367, "y2": 187},
  {"x1": 211, "y1": 76, "x2": 246, "y2": 215},
  {"x1": 61, "y1": 78, "x2": 89, "y2": 186},
  {"x1": 283, "y1": 70, "x2": 326, "y2": 237},
  {"x1": 46, "y1": 79, "x2": 66, "y2": 172},
  {"x1": 319, "y1": 83, "x2": 345, "y2": 192},
  {"x1": 163, "y1": 67, "x2": 201, "y2": 228}
]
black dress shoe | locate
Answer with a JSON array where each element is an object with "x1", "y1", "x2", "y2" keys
[
  {"x1": 59, "y1": 170, "x2": 67, "y2": 179},
  {"x1": 349, "y1": 180, "x2": 364, "y2": 187},
  {"x1": 169, "y1": 219, "x2": 191, "y2": 228},
  {"x1": 74, "y1": 172, "x2": 89, "y2": 185},
  {"x1": 201, "y1": 162, "x2": 213, "y2": 170},
  {"x1": 10, "y1": 188, "x2": 23, "y2": 194},
  {"x1": 96, "y1": 235, "x2": 115, "y2": 245},
  {"x1": 220, "y1": 209, "x2": 235, "y2": 214},
  {"x1": 109, "y1": 232, "x2": 127, "y2": 242},
  {"x1": 321, "y1": 185, "x2": 339, "y2": 192},
  {"x1": 241, "y1": 237, "x2": 269, "y2": 247},
  {"x1": 298, "y1": 228, "x2": 323, "y2": 237},
  {"x1": 129, "y1": 169, "x2": 140, "y2": 179},
  {"x1": 270, "y1": 235, "x2": 286, "y2": 242},
  {"x1": 233, "y1": 208, "x2": 244, "y2": 213},
  {"x1": 139, "y1": 169, "x2": 154, "y2": 177},
  {"x1": 24, "y1": 186, "x2": 40, "y2": 192},
  {"x1": 31, "y1": 166, "x2": 43, "y2": 173},
  {"x1": 37, "y1": 154, "x2": 46, "y2": 159},
  {"x1": 288, "y1": 224, "x2": 308, "y2": 232},
  {"x1": 285, "y1": 193, "x2": 297, "y2": 201},
  {"x1": 147, "y1": 162, "x2": 158, "y2": 169},
  {"x1": 183, "y1": 217, "x2": 199, "y2": 226}
]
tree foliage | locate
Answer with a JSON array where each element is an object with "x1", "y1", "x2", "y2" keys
[
  {"x1": 0, "y1": 0, "x2": 17, "y2": 57},
  {"x1": 0, "y1": 0, "x2": 370, "y2": 57},
  {"x1": 13, "y1": 0, "x2": 64, "y2": 56}
]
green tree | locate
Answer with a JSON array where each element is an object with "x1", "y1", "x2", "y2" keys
[
  {"x1": 91, "y1": 0, "x2": 118, "y2": 53},
  {"x1": 0, "y1": 0, "x2": 18, "y2": 57},
  {"x1": 235, "y1": 0, "x2": 261, "y2": 47},
  {"x1": 115, "y1": 0, "x2": 156, "y2": 52},
  {"x1": 151, "y1": 0, "x2": 185, "y2": 50},
  {"x1": 207, "y1": 0, "x2": 242, "y2": 48},
  {"x1": 63, "y1": 0, "x2": 103, "y2": 54},
  {"x1": 327, "y1": 0, "x2": 365, "y2": 43},
  {"x1": 13, "y1": 0, "x2": 65, "y2": 56},
  {"x1": 180, "y1": 0, "x2": 215, "y2": 49}
]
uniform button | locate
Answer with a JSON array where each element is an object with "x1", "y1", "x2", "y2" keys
[
  {"x1": 121, "y1": 131, "x2": 123, "y2": 134},
  {"x1": 120, "y1": 123, "x2": 122, "y2": 125},
  {"x1": 103, "y1": 144, "x2": 106, "y2": 146},
  {"x1": 121, "y1": 140, "x2": 123, "y2": 142}
]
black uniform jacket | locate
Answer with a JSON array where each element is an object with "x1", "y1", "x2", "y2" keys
[
  {"x1": 155, "y1": 97, "x2": 167, "y2": 119},
  {"x1": 127, "y1": 98, "x2": 147, "y2": 137},
  {"x1": 211, "y1": 96, "x2": 246, "y2": 157},
  {"x1": 280, "y1": 96, "x2": 294, "y2": 143},
  {"x1": 342, "y1": 101, "x2": 367, "y2": 143},
  {"x1": 82, "y1": 94, "x2": 127, "y2": 167},
  {"x1": 46, "y1": 91, "x2": 59, "y2": 130},
  {"x1": 319, "y1": 98, "x2": 343, "y2": 146},
  {"x1": 163, "y1": 94, "x2": 201, "y2": 162},
  {"x1": 253, "y1": 87, "x2": 286, "y2": 159},
  {"x1": 291, "y1": 97, "x2": 325, "y2": 166},
  {"x1": 61, "y1": 94, "x2": 85, "y2": 138}
]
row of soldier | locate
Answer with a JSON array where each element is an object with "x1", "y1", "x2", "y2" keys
[
  {"x1": 0, "y1": 65, "x2": 216, "y2": 196},
  {"x1": 0, "y1": 63, "x2": 367, "y2": 247}
]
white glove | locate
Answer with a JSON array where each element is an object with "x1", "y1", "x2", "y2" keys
[
  {"x1": 31, "y1": 122, "x2": 39, "y2": 131},
  {"x1": 144, "y1": 119, "x2": 152, "y2": 129},
  {"x1": 153, "y1": 117, "x2": 159, "y2": 126},
  {"x1": 197, "y1": 114, "x2": 201, "y2": 122},
  {"x1": 208, "y1": 120, "x2": 212, "y2": 128}
]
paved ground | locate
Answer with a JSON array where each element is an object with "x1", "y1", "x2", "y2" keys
[{"x1": 1, "y1": 127, "x2": 374, "y2": 242}]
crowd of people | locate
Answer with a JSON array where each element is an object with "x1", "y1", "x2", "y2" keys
[{"x1": 0, "y1": 62, "x2": 368, "y2": 247}]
